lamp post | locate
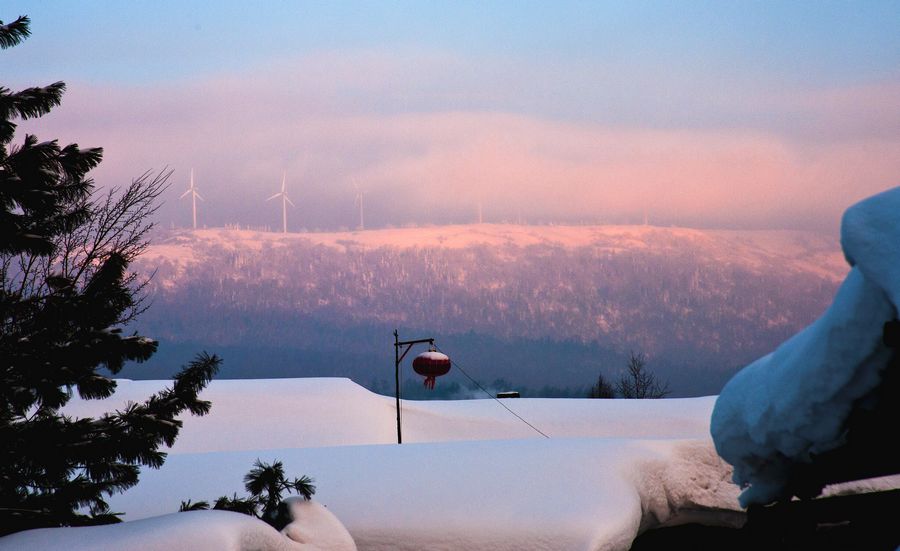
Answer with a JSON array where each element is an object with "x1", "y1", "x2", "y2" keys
[{"x1": 393, "y1": 329, "x2": 435, "y2": 444}]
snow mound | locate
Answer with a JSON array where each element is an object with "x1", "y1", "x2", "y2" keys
[
  {"x1": 282, "y1": 499, "x2": 357, "y2": 551},
  {"x1": 0, "y1": 504, "x2": 356, "y2": 551},
  {"x1": 55, "y1": 377, "x2": 737, "y2": 550},
  {"x1": 103, "y1": 438, "x2": 740, "y2": 551},
  {"x1": 65, "y1": 378, "x2": 398, "y2": 452},
  {"x1": 711, "y1": 186, "x2": 900, "y2": 506},
  {"x1": 64, "y1": 378, "x2": 717, "y2": 452}
]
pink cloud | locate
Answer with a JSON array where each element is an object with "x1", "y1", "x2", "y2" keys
[{"x1": 14, "y1": 52, "x2": 900, "y2": 230}]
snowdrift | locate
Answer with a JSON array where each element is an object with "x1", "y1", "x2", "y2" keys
[
  {"x1": 0, "y1": 502, "x2": 356, "y2": 551},
  {"x1": 62, "y1": 377, "x2": 717, "y2": 452},
  {"x1": 712, "y1": 187, "x2": 900, "y2": 506},
  {"x1": 5, "y1": 378, "x2": 741, "y2": 550}
]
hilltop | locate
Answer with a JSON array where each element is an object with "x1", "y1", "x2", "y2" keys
[{"x1": 129, "y1": 224, "x2": 846, "y2": 396}]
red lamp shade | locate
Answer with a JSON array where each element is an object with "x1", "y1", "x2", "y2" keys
[{"x1": 412, "y1": 350, "x2": 451, "y2": 389}]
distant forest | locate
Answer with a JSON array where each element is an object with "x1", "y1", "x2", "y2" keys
[{"x1": 123, "y1": 229, "x2": 842, "y2": 397}]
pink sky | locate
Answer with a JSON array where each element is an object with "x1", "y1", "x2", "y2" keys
[{"x1": 15, "y1": 47, "x2": 900, "y2": 232}]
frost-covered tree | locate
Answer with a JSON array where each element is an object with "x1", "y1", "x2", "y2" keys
[{"x1": 0, "y1": 15, "x2": 220, "y2": 534}]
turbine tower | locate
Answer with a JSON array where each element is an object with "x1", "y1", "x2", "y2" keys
[
  {"x1": 267, "y1": 171, "x2": 295, "y2": 233},
  {"x1": 354, "y1": 181, "x2": 364, "y2": 230},
  {"x1": 179, "y1": 168, "x2": 203, "y2": 230}
]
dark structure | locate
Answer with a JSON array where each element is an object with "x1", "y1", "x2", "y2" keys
[
  {"x1": 742, "y1": 320, "x2": 900, "y2": 549},
  {"x1": 632, "y1": 320, "x2": 900, "y2": 550}
]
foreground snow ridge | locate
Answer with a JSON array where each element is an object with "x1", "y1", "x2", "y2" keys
[
  {"x1": 0, "y1": 502, "x2": 357, "y2": 551},
  {"x1": 8, "y1": 379, "x2": 745, "y2": 550},
  {"x1": 712, "y1": 186, "x2": 900, "y2": 506}
]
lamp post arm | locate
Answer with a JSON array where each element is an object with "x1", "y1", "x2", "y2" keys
[
  {"x1": 396, "y1": 337, "x2": 435, "y2": 347},
  {"x1": 393, "y1": 331, "x2": 436, "y2": 444},
  {"x1": 396, "y1": 338, "x2": 433, "y2": 363}
]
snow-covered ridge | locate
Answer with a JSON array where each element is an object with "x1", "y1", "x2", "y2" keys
[
  {"x1": 144, "y1": 223, "x2": 846, "y2": 283},
  {"x1": 135, "y1": 223, "x2": 848, "y2": 374}
]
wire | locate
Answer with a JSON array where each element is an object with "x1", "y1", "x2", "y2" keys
[{"x1": 434, "y1": 344, "x2": 550, "y2": 439}]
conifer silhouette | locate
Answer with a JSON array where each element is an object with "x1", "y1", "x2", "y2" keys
[
  {"x1": 1, "y1": 15, "x2": 220, "y2": 534},
  {"x1": 180, "y1": 459, "x2": 316, "y2": 529}
]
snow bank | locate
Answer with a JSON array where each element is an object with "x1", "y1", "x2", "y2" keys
[
  {"x1": 711, "y1": 187, "x2": 900, "y2": 506},
  {"x1": 48, "y1": 379, "x2": 741, "y2": 550},
  {"x1": 64, "y1": 378, "x2": 717, "y2": 452},
  {"x1": 0, "y1": 504, "x2": 355, "y2": 551},
  {"x1": 282, "y1": 499, "x2": 357, "y2": 551},
  {"x1": 99, "y1": 437, "x2": 738, "y2": 551}
]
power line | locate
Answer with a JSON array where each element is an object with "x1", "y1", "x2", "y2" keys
[{"x1": 434, "y1": 344, "x2": 550, "y2": 439}]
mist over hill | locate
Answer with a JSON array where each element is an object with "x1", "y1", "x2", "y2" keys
[{"x1": 122, "y1": 224, "x2": 846, "y2": 397}]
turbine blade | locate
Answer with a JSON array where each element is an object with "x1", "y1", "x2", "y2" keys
[
  {"x1": 180, "y1": 189, "x2": 192, "y2": 199},
  {"x1": 285, "y1": 195, "x2": 295, "y2": 207},
  {"x1": 194, "y1": 191, "x2": 204, "y2": 201},
  {"x1": 266, "y1": 193, "x2": 281, "y2": 201}
]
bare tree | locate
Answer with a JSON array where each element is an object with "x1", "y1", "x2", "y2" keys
[
  {"x1": 2, "y1": 169, "x2": 170, "y2": 326},
  {"x1": 616, "y1": 351, "x2": 670, "y2": 399}
]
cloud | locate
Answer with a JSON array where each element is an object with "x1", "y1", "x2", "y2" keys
[{"x1": 14, "y1": 50, "x2": 900, "y2": 231}]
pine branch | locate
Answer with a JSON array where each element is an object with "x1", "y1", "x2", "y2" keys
[
  {"x1": 0, "y1": 15, "x2": 30, "y2": 49},
  {"x1": 0, "y1": 82, "x2": 66, "y2": 123},
  {"x1": 291, "y1": 475, "x2": 316, "y2": 501},
  {"x1": 179, "y1": 499, "x2": 209, "y2": 512}
]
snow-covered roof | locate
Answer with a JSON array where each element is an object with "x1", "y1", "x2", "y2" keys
[{"x1": 711, "y1": 186, "x2": 900, "y2": 507}]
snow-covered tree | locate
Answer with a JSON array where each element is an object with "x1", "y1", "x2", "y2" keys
[{"x1": 0, "y1": 15, "x2": 220, "y2": 534}]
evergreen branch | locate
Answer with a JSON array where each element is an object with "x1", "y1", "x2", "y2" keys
[
  {"x1": 0, "y1": 82, "x2": 66, "y2": 122},
  {"x1": 0, "y1": 15, "x2": 30, "y2": 49},
  {"x1": 0, "y1": 16, "x2": 220, "y2": 536}
]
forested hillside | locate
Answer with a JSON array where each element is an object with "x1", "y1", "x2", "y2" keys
[{"x1": 125, "y1": 224, "x2": 845, "y2": 396}]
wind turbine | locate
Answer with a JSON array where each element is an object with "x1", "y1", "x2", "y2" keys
[
  {"x1": 267, "y1": 171, "x2": 295, "y2": 233},
  {"x1": 180, "y1": 168, "x2": 203, "y2": 230},
  {"x1": 353, "y1": 181, "x2": 364, "y2": 230}
]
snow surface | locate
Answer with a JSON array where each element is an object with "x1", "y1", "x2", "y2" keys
[
  {"x1": 9, "y1": 378, "x2": 740, "y2": 550},
  {"x1": 712, "y1": 186, "x2": 900, "y2": 506},
  {"x1": 0, "y1": 503, "x2": 356, "y2": 551},
  {"x1": 11, "y1": 372, "x2": 898, "y2": 549},
  {"x1": 62, "y1": 378, "x2": 718, "y2": 452}
]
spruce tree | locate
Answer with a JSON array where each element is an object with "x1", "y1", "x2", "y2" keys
[{"x1": 1, "y1": 15, "x2": 220, "y2": 534}]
